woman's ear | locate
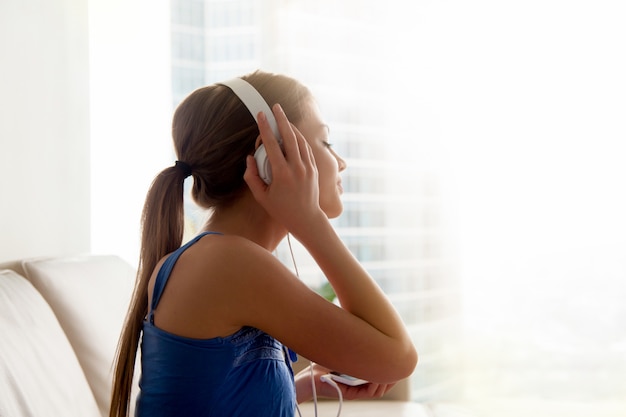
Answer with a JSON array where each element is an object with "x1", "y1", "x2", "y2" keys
[{"x1": 254, "y1": 135, "x2": 262, "y2": 150}]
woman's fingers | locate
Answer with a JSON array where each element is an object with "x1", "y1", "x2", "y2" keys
[
  {"x1": 340, "y1": 382, "x2": 394, "y2": 400},
  {"x1": 243, "y1": 155, "x2": 267, "y2": 196},
  {"x1": 257, "y1": 104, "x2": 311, "y2": 176},
  {"x1": 256, "y1": 110, "x2": 285, "y2": 170},
  {"x1": 292, "y1": 124, "x2": 316, "y2": 168},
  {"x1": 271, "y1": 103, "x2": 301, "y2": 162}
]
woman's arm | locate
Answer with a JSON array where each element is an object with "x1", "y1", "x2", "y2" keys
[
  {"x1": 237, "y1": 104, "x2": 417, "y2": 383},
  {"x1": 217, "y1": 230, "x2": 415, "y2": 384},
  {"x1": 295, "y1": 214, "x2": 417, "y2": 372}
]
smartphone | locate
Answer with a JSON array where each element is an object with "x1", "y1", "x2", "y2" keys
[{"x1": 329, "y1": 372, "x2": 369, "y2": 386}]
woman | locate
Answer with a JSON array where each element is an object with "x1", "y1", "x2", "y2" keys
[{"x1": 110, "y1": 70, "x2": 417, "y2": 417}]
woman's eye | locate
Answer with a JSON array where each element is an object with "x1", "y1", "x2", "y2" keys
[{"x1": 323, "y1": 141, "x2": 333, "y2": 148}]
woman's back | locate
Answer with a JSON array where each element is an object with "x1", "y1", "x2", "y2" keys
[{"x1": 136, "y1": 232, "x2": 296, "y2": 417}]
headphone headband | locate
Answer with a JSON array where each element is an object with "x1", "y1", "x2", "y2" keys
[{"x1": 218, "y1": 78, "x2": 281, "y2": 142}]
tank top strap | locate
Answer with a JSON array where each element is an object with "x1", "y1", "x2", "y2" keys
[{"x1": 148, "y1": 231, "x2": 222, "y2": 323}]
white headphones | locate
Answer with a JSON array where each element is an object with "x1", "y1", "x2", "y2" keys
[{"x1": 218, "y1": 78, "x2": 282, "y2": 185}]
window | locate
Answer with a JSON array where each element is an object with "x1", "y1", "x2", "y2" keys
[
  {"x1": 170, "y1": 0, "x2": 460, "y2": 401},
  {"x1": 91, "y1": 0, "x2": 626, "y2": 410}
]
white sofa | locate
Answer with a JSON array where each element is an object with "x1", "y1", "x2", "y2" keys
[
  {"x1": 0, "y1": 254, "x2": 432, "y2": 417},
  {"x1": 0, "y1": 255, "x2": 136, "y2": 417}
]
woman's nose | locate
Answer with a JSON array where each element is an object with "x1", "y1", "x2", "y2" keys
[{"x1": 337, "y1": 154, "x2": 347, "y2": 172}]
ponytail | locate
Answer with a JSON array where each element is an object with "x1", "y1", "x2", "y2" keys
[{"x1": 109, "y1": 165, "x2": 188, "y2": 417}]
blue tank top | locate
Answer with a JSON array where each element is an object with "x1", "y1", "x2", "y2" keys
[{"x1": 135, "y1": 232, "x2": 297, "y2": 417}]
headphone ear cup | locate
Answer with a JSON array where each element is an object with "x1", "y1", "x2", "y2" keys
[{"x1": 254, "y1": 144, "x2": 272, "y2": 184}]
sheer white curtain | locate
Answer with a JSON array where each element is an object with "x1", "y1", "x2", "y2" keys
[{"x1": 394, "y1": 0, "x2": 626, "y2": 413}]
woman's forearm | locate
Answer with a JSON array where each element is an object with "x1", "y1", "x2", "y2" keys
[{"x1": 296, "y1": 217, "x2": 416, "y2": 358}]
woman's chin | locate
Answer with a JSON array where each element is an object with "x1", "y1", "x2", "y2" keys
[{"x1": 322, "y1": 201, "x2": 344, "y2": 220}]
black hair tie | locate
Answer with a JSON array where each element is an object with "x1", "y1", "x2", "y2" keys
[{"x1": 175, "y1": 160, "x2": 192, "y2": 178}]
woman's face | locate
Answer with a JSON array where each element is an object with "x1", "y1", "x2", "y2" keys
[{"x1": 296, "y1": 99, "x2": 347, "y2": 219}]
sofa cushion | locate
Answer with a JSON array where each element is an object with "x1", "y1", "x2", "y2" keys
[
  {"x1": 21, "y1": 255, "x2": 136, "y2": 417},
  {"x1": 0, "y1": 269, "x2": 100, "y2": 417}
]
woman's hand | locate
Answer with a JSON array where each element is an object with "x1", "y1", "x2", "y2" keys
[
  {"x1": 295, "y1": 363, "x2": 396, "y2": 404},
  {"x1": 243, "y1": 104, "x2": 327, "y2": 239}
]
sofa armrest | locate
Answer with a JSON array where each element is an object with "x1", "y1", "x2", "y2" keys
[
  {"x1": 0, "y1": 269, "x2": 100, "y2": 416},
  {"x1": 21, "y1": 255, "x2": 137, "y2": 417}
]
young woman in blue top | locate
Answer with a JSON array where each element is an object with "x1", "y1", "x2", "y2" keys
[{"x1": 110, "y1": 70, "x2": 417, "y2": 417}]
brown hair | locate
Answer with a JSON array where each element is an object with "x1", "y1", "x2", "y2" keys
[{"x1": 109, "y1": 70, "x2": 312, "y2": 417}]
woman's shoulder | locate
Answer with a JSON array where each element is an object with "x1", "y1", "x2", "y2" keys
[
  {"x1": 180, "y1": 233, "x2": 286, "y2": 281},
  {"x1": 150, "y1": 233, "x2": 291, "y2": 339}
]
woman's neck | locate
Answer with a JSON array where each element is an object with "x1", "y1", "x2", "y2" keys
[{"x1": 202, "y1": 192, "x2": 287, "y2": 252}]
